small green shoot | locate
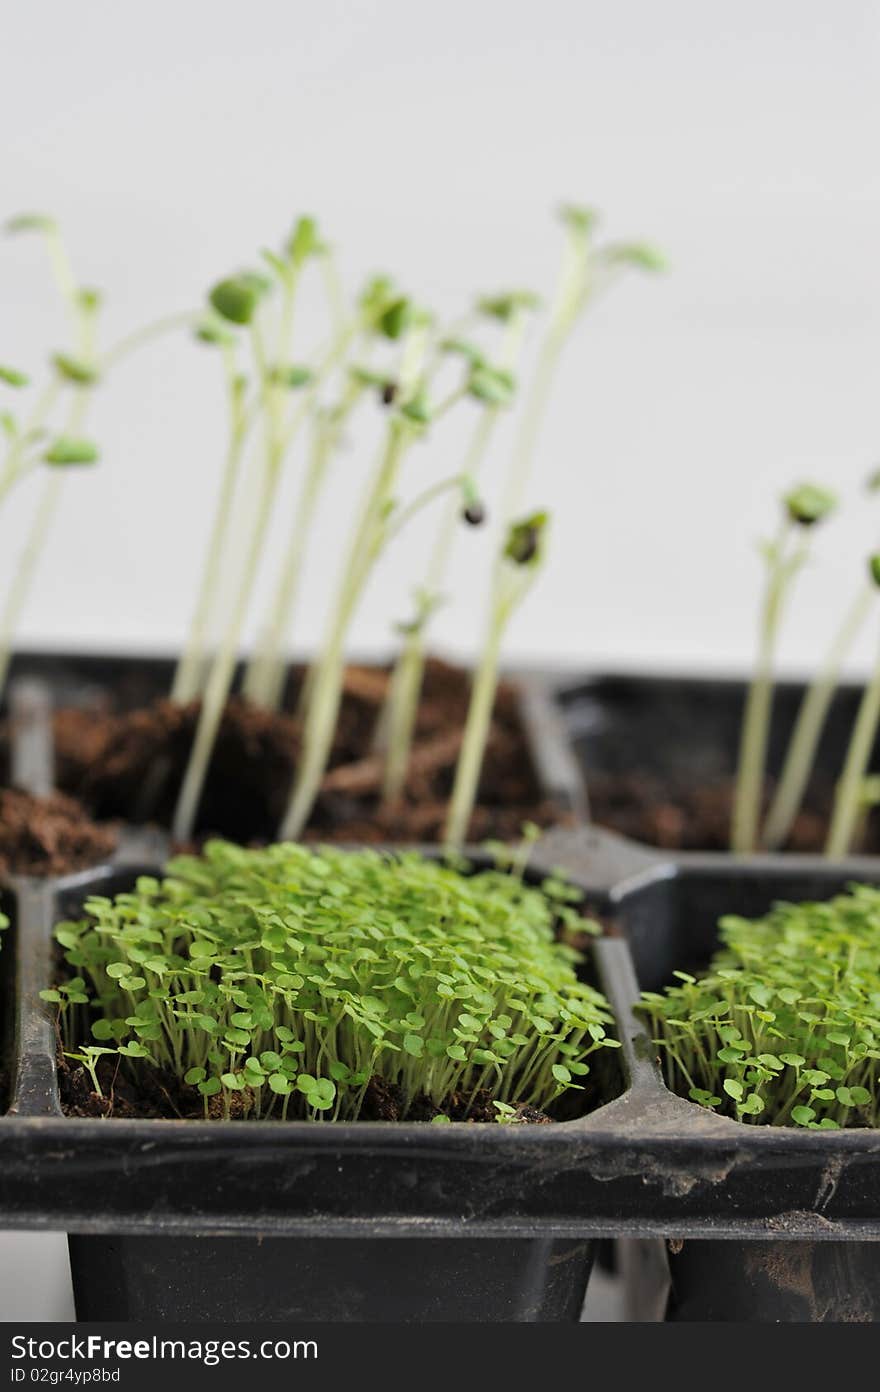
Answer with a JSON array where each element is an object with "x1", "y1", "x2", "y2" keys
[{"x1": 730, "y1": 482, "x2": 837, "y2": 854}]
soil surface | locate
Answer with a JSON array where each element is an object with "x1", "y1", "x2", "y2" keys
[
  {"x1": 587, "y1": 772, "x2": 850, "y2": 853},
  {"x1": 57, "y1": 1051, "x2": 553, "y2": 1124},
  {"x1": 52, "y1": 659, "x2": 563, "y2": 845},
  {"x1": 0, "y1": 788, "x2": 117, "y2": 877}
]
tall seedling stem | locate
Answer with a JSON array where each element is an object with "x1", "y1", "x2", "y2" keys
[
  {"x1": 241, "y1": 374, "x2": 364, "y2": 711},
  {"x1": 762, "y1": 581, "x2": 874, "y2": 850},
  {"x1": 279, "y1": 318, "x2": 434, "y2": 840},
  {"x1": 826, "y1": 555, "x2": 880, "y2": 857},
  {"x1": 444, "y1": 209, "x2": 665, "y2": 848},
  {"x1": 730, "y1": 484, "x2": 837, "y2": 854},
  {"x1": 379, "y1": 306, "x2": 530, "y2": 804},
  {"x1": 172, "y1": 220, "x2": 344, "y2": 840}
]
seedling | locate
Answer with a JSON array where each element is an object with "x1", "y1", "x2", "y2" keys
[
  {"x1": 825, "y1": 554, "x2": 880, "y2": 856},
  {"x1": 0, "y1": 213, "x2": 193, "y2": 703},
  {"x1": 277, "y1": 307, "x2": 481, "y2": 841},
  {"x1": 171, "y1": 218, "x2": 358, "y2": 840},
  {"x1": 639, "y1": 885, "x2": 880, "y2": 1128},
  {"x1": 444, "y1": 208, "x2": 665, "y2": 847},
  {"x1": 730, "y1": 482, "x2": 837, "y2": 854},
  {"x1": 49, "y1": 839, "x2": 617, "y2": 1122},
  {"x1": 763, "y1": 481, "x2": 880, "y2": 851},
  {"x1": 377, "y1": 298, "x2": 534, "y2": 806}
]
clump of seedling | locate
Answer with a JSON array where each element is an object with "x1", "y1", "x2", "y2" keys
[
  {"x1": 730, "y1": 482, "x2": 837, "y2": 854},
  {"x1": 161, "y1": 205, "x2": 661, "y2": 844},
  {"x1": 47, "y1": 838, "x2": 617, "y2": 1122},
  {"x1": 639, "y1": 884, "x2": 880, "y2": 1128}
]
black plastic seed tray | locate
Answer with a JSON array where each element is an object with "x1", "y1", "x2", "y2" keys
[{"x1": 2, "y1": 658, "x2": 880, "y2": 1246}]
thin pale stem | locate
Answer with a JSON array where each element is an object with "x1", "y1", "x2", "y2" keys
[
  {"x1": 826, "y1": 631, "x2": 880, "y2": 857},
  {"x1": 171, "y1": 451, "x2": 280, "y2": 841},
  {"x1": 171, "y1": 382, "x2": 249, "y2": 703},
  {"x1": 762, "y1": 583, "x2": 874, "y2": 850},
  {"x1": 241, "y1": 419, "x2": 331, "y2": 711},
  {"x1": 731, "y1": 520, "x2": 803, "y2": 854},
  {"x1": 279, "y1": 421, "x2": 409, "y2": 840},
  {"x1": 378, "y1": 313, "x2": 527, "y2": 803},
  {"x1": 101, "y1": 311, "x2": 196, "y2": 371},
  {"x1": 0, "y1": 473, "x2": 64, "y2": 698},
  {"x1": 443, "y1": 606, "x2": 507, "y2": 849}
]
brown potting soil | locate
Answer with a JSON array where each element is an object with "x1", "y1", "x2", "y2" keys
[
  {"x1": 52, "y1": 659, "x2": 563, "y2": 845},
  {"x1": 586, "y1": 772, "x2": 848, "y2": 854},
  {"x1": 0, "y1": 787, "x2": 117, "y2": 877},
  {"x1": 57, "y1": 1050, "x2": 553, "y2": 1125}
]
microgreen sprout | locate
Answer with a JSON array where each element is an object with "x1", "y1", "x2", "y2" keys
[
  {"x1": 763, "y1": 479, "x2": 880, "y2": 851},
  {"x1": 826, "y1": 555, "x2": 880, "y2": 856},
  {"x1": 443, "y1": 207, "x2": 663, "y2": 847},
  {"x1": 376, "y1": 297, "x2": 533, "y2": 807},
  {"x1": 639, "y1": 885, "x2": 880, "y2": 1128},
  {"x1": 277, "y1": 305, "x2": 477, "y2": 841},
  {"x1": 0, "y1": 216, "x2": 105, "y2": 698},
  {"x1": 171, "y1": 217, "x2": 355, "y2": 840},
  {"x1": 444, "y1": 513, "x2": 550, "y2": 846},
  {"x1": 50, "y1": 840, "x2": 617, "y2": 1122},
  {"x1": 730, "y1": 481, "x2": 838, "y2": 854}
]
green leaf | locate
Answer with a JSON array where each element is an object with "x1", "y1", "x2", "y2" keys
[
  {"x1": 287, "y1": 216, "x2": 323, "y2": 267},
  {"x1": 784, "y1": 482, "x2": 837, "y2": 528},
  {"x1": 0, "y1": 365, "x2": 29, "y2": 388},
  {"x1": 5, "y1": 213, "x2": 57, "y2": 235},
  {"x1": 377, "y1": 297, "x2": 411, "y2": 340},
  {"x1": 723, "y1": 1078, "x2": 743, "y2": 1101},
  {"x1": 44, "y1": 437, "x2": 99, "y2": 466},
  {"x1": 468, "y1": 366, "x2": 516, "y2": 407},
  {"x1": 792, "y1": 1105, "x2": 816, "y2": 1126},
  {"x1": 208, "y1": 275, "x2": 262, "y2": 326},
  {"x1": 504, "y1": 512, "x2": 549, "y2": 567},
  {"x1": 52, "y1": 353, "x2": 98, "y2": 385}
]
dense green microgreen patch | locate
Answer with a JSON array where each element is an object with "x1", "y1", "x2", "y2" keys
[
  {"x1": 48, "y1": 839, "x2": 618, "y2": 1122},
  {"x1": 639, "y1": 884, "x2": 880, "y2": 1128}
]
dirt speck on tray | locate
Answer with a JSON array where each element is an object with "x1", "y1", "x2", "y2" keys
[{"x1": 0, "y1": 787, "x2": 117, "y2": 877}]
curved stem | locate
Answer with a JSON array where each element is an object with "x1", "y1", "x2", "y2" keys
[
  {"x1": 171, "y1": 452, "x2": 280, "y2": 841},
  {"x1": 101, "y1": 312, "x2": 196, "y2": 371},
  {"x1": 762, "y1": 583, "x2": 874, "y2": 850},
  {"x1": 279, "y1": 421, "x2": 409, "y2": 840},
  {"x1": 241, "y1": 417, "x2": 331, "y2": 711},
  {"x1": 378, "y1": 313, "x2": 527, "y2": 804},
  {"x1": 731, "y1": 520, "x2": 805, "y2": 854},
  {"x1": 443, "y1": 602, "x2": 507, "y2": 849},
  {"x1": 0, "y1": 473, "x2": 64, "y2": 699},
  {"x1": 171, "y1": 364, "x2": 249, "y2": 704},
  {"x1": 826, "y1": 630, "x2": 880, "y2": 857}
]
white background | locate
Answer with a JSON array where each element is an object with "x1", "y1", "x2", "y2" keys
[
  {"x1": 1, "y1": 0, "x2": 879, "y2": 1321},
  {"x1": 0, "y1": 0, "x2": 878, "y2": 682}
]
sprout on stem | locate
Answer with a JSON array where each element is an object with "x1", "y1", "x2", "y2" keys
[
  {"x1": 730, "y1": 482, "x2": 837, "y2": 855},
  {"x1": 762, "y1": 470, "x2": 880, "y2": 850},
  {"x1": 442, "y1": 206, "x2": 663, "y2": 848},
  {"x1": 444, "y1": 513, "x2": 550, "y2": 847},
  {"x1": 171, "y1": 217, "x2": 346, "y2": 841}
]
